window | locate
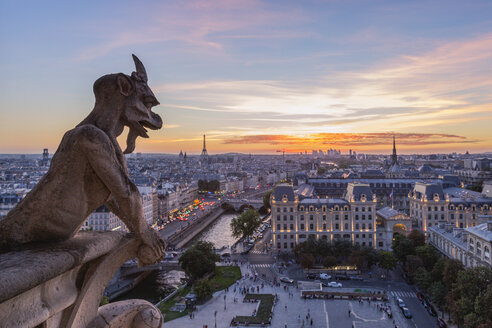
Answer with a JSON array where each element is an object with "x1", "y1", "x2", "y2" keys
[
  {"x1": 277, "y1": 224, "x2": 280, "y2": 230},
  {"x1": 290, "y1": 215, "x2": 293, "y2": 220},
  {"x1": 300, "y1": 224, "x2": 305, "y2": 230},
  {"x1": 362, "y1": 215, "x2": 365, "y2": 220},
  {"x1": 300, "y1": 215, "x2": 304, "y2": 221},
  {"x1": 277, "y1": 215, "x2": 280, "y2": 220},
  {"x1": 290, "y1": 208, "x2": 293, "y2": 212},
  {"x1": 323, "y1": 224, "x2": 326, "y2": 230},
  {"x1": 355, "y1": 207, "x2": 359, "y2": 212},
  {"x1": 335, "y1": 224, "x2": 339, "y2": 230},
  {"x1": 284, "y1": 215, "x2": 287, "y2": 221},
  {"x1": 291, "y1": 242, "x2": 294, "y2": 248},
  {"x1": 310, "y1": 215, "x2": 314, "y2": 220},
  {"x1": 369, "y1": 224, "x2": 373, "y2": 229},
  {"x1": 283, "y1": 224, "x2": 287, "y2": 229},
  {"x1": 368, "y1": 215, "x2": 372, "y2": 220},
  {"x1": 345, "y1": 215, "x2": 349, "y2": 220},
  {"x1": 323, "y1": 215, "x2": 326, "y2": 220},
  {"x1": 356, "y1": 224, "x2": 359, "y2": 229},
  {"x1": 355, "y1": 215, "x2": 359, "y2": 220},
  {"x1": 335, "y1": 215, "x2": 339, "y2": 220},
  {"x1": 299, "y1": 234, "x2": 306, "y2": 238},
  {"x1": 284, "y1": 242, "x2": 287, "y2": 249},
  {"x1": 283, "y1": 207, "x2": 287, "y2": 212},
  {"x1": 362, "y1": 223, "x2": 366, "y2": 229},
  {"x1": 277, "y1": 243, "x2": 281, "y2": 249},
  {"x1": 310, "y1": 224, "x2": 314, "y2": 230},
  {"x1": 344, "y1": 223, "x2": 348, "y2": 229},
  {"x1": 290, "y1": 224, "x2": 294, "y2": 229},
  {"x1": 361, "y1": 207, "x2": 365, "y2": 212}
]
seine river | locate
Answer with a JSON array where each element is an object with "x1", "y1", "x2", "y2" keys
[{"x1": 189, "y1": 212, "x2": 240, "y2": 249}]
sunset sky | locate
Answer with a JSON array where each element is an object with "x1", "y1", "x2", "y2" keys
[{"x1": 1, "y1": 0, "x2": 491, "y2": 154}]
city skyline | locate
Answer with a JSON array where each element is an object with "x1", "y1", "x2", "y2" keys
[{"x1": 1, "y1": 0, "x2": 492, "y2": 154}]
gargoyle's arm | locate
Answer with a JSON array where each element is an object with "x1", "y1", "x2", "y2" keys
[{"x1": 78, "y1": 127, "x2": 148, "y2": 235}]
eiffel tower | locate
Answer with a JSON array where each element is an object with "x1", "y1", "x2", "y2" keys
[{"x1": 201, "y1": 134, "x2": 208, "y2": 158}]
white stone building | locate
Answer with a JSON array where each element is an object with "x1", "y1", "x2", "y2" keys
[{"x1": 428, "y1": 222, "x2": 492, "y2": 268}]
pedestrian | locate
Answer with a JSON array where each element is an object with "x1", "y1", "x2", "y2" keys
[
  {"x1": 310, "y1": 318, "x2": 313, "y2": 326},
  {"x1": 285, "y1": 305, "x2": 287, "y2": 311},
  {"x1": 348, "y1": 309, "x2": 351, "y2": 317}
]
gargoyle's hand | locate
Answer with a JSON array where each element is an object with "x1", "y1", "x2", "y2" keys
[{"x1": 137, "y1": 228, "x2": 166, "y2": 267}]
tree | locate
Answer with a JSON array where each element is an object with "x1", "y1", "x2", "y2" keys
[
  {"x1": 262, "y1": 190, "x2": 272, "y2": 210},
  {"x1": 449, "y1": 267, "x2": 492, "y2": 327},
  {"x1": 414, "y1": 267, "x2": 432, "y2": 291},
  {"x1": 198, "y1": 179, "x2": 207, "y2": 191},
  {"x1": 299, "y1": 253, "x2": 315, "y2": 269},
  {"x1": 379, "y1": 251, "x2": 397, "y2": 276},
  {"x1": 408, "y1": 229, "x2": 426, "y2": 247},
  {"x1": 392, "y1": 234, "x2": 415, "y2": 263},
  {"x1": 231, "y1": 209, "x2": 262, "y2": 240},
  {"x1": 360, "y1": 247, "x2": 381, "y2": 268},
  {"x1": 323, "y1": 255, "x2": 337, "y2": 269},
  {"x1": 416, "y1": 244, "x2": 439, "y2": 271},
  {"x1": 429, "y1": 281, "x2": 447, "y2": 310},
  {"x1": 431, "y1": 258, "x2": 445, "y2": 282},
  {"x1": 179, "y1": 241, "x2": 220, "y2": 281},
  {"x1": 348, "y1": 250, "x2": 364, "y2": 269},
  {"x1": 208, "y1": 180, "x2": 220, "y2": 192},
  {"x1": 405, "y1": 255, "x2": 424, "y2": 278},
  {"x1": 442, "y1": 259, "x2": 464, "y2": 290},
  {"x1": 194, "y1": 279, "x2": 213, "y2": 302}
]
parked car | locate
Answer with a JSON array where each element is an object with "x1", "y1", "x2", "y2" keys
[
  {"x1": 437, "y1": 318, "x2": 447, "y2": 328},
  {"x1": 349, "y1": 276, "x2": 364, "y2": 281},
  {"x1": 427, "y1": 304, "x2": 437, "y2": 317},
  {"x1": 401, "y1": 307, "x2": 412, "y2": 318},
  {"x1": 279, "y1": 277, "x2": 294, "y2": 284},
  {"x1": 319, "y1": 273, "x2": 332, "y2": 280},
  {"x1": 327, "y1": 281, "x2": 342, "y2": 288},
  {"x1": 306, "y1": 273, "x2": 318, "y2": 280},
  {"x1": 396, "y1": 298, "x2": 406, "y2": 309}
]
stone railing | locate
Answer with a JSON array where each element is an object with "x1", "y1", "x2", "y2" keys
[{"x1": 0, "y1": 231, "x2": 163, "y2": 328}]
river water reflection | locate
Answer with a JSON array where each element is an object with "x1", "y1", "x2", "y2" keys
[{"x1": 189, "y1": 212, "x2": 239, "y2": 249}]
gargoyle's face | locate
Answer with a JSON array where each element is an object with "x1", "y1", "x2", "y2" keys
[{"x1": 119, "y1": 55, "x2": 163, "y2": 154}]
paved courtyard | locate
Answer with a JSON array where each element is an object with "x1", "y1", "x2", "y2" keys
[{"x1": 163, "y1": 264, "x2": 414, "y2": 328}]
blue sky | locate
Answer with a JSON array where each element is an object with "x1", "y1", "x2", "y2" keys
[{"x1": 1, "y1": 0, "x2": 491, "y2": 154}]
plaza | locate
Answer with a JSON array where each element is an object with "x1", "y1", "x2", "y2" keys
[{"x1": 164, "y1": 264, "x2": 413, "y2": 328}]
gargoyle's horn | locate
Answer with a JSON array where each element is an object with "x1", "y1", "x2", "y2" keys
[{"x1": 132, "y1": 54, "x2": 148, "y2": 82}]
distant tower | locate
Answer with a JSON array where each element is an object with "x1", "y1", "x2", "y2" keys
[
  {"x1": 391, "y1": 135, "x2": 398, "y2": 165},
  {"x1": 42, "y1": 148, "x2": 49, "y2": 161},
  {"x1": 201, "y1": 134, "x2": 208, "y2": 157}
]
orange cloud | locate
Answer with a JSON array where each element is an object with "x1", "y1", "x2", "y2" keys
[{"x1": 222, "y1": 132, "x2": 477, "y2": 150}]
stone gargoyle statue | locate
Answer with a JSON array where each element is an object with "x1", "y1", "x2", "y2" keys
[{"x1": 0, "y1": 55, "x2": 165, "y2": 266}]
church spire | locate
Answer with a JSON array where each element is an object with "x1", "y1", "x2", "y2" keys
[{"x1": 391, "y1": 135, "x2": 398, "y2": 165}]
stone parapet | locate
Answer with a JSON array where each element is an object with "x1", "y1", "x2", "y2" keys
[{"x1": 0, "y1": 231, "x2": 163, "y2": 328}]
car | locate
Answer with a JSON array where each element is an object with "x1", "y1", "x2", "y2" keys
[
  {"x1": 401, "y1": 307, "x2": 412, "y2": 318},
  {"x1": 319, "y1": 273, "x2": 332, "y2": 280},
  {"x1": 279, "y1": 277, "x2": 294, "y2": 284},
  {"x1": 437, "y1": 318, "x2": 447, "y2": 328},
  {"x1": 306, "y1": 273, "x2": 318, "y2": 280},
  {"x1": 349, "y1": 276, "x2": 364, "y2": 281},
  {"x1": 396, "y1": 298, "x2": 406, "y2": 309},
  {"x1": 327, "y1": 281, "x2": 342, "y2": 288},
  {"x1": 427, "y1": 304, "x2": 437, "y2": 317}
]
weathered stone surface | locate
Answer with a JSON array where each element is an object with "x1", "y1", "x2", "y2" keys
[{"x1": 0, "y1": 231, "x2": 125, "y2": 303}]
